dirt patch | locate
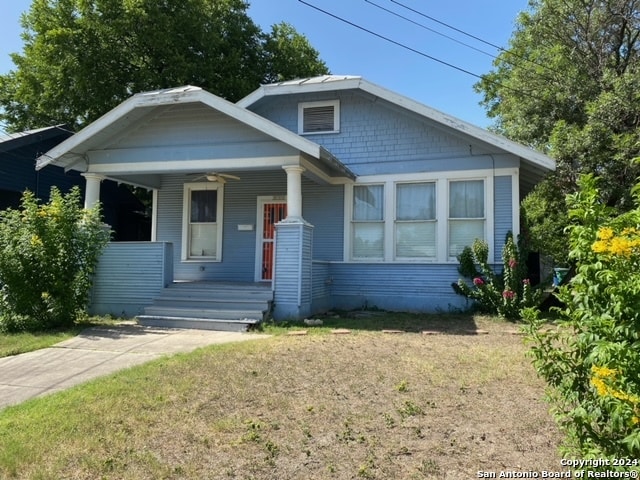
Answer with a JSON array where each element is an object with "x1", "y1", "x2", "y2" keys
[{"x1": 2, "y1": 317, "x2": 562, "y2": 479}]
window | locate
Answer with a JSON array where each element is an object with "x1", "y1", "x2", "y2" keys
[
  {"x1": 182, "y1": 183, "x2": 224, "y2": 261},
  {"x1": 345, "y1": 173, "x2": 497, "y2": 263},
  {"x1": 395, "y1": 182, "x2": 436, "y2": 258},
  {"x1": 448, "y1": 180, "x2": 485, "y2": 257},
  {"x1": 298, "y1": 100, "x2": 340, "y2": 134},
  {"x1": 352, "y1": 184, "x2": 384, "y2": 259}
]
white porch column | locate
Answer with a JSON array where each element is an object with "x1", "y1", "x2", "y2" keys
[
  {"x1": 81, "y1": 173, "x2": 105, "y2": 209},
  {"x1": 283, "y1": 165, "x2": 305, "y2": 221}
]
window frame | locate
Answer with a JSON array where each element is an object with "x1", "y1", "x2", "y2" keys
[
  {"x1": 447, "y1": 179, "x2": 486, "y2": 260},
  {"x1": 351, "y1": 183, "x2": 386, "y2": 260},
  {"x1": 394, "y1": 181, "x2": 437, "y2": 260},
  {"x1": 181, "y1": 182, "x2": 224, "y2": 262},
  {"x1": 298, "y1": 100, "x2": 340, "y2": 135},
  {"x1": 344, "y1": 170, "x2": 505, "y2": 263}
]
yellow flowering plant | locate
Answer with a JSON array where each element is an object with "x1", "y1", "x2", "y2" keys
[
  {"x1": 524, "y1": 174, "x2": 640, "y2": 464},
  {"x1": 0, "y1": 187, "x2": 110, "y2": 331}
]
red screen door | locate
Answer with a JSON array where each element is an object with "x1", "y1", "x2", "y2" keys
[{"x1": 261, "y1": 202, "x2": 287, "y2": 281}]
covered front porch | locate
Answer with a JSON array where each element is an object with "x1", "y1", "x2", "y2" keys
[{"x1": 35, "y1": 86, "x2": 354, "y2": 324}]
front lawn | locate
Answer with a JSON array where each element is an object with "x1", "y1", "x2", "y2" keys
[
  {"x1": 0, "y1": 316, "x2": 121, "y2": 358},
  {"x1": 0, "y1": 314, "x2": 561, "y2": 479}
]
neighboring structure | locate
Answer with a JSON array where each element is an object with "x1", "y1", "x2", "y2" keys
[
  {"x1": 36, "y1": 75, "x2": 555, "y2": 327},
  {"x1": 0, "y1": 126, "x2": 151, "y2": 241},
  {"x1": 0, "y1": 126, "x2": 79, "y2": 209}
]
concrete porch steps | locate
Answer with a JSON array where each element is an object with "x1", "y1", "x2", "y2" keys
[{"x1": 136, "y1": 282, "x2": 273, "y2": 332}]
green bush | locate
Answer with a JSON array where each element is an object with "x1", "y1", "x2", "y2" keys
[
  {"x1": 0, "y1": 187, "x2": 110, "y2": 332},
  {"x1": 524, "y1": 174, "x2": 640, "y2": 462},
  {"x1": 453, "y1": 232, "x2": 539, "y2": 319}
]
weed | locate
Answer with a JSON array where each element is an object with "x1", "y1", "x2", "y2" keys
[
  {"x1": 395, "y1": 379, "x2": 409, "y2": 392},
  {"x1": 397, "y1": 400, "x2": 424, "y2": 419}
]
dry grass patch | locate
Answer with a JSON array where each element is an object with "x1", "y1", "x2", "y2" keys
[{"x1": 0, "y1": 316, "x2": 561, "y2": 479}]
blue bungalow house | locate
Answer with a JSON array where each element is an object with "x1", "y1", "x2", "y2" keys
[{"x1": 36, "y1": 75, "x2": 555, "y2": 330}]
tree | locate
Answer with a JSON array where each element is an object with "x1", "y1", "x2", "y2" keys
[
  {"x1": 0, "y1": 0, "x2": 329, "y2": 131},
  {"x1": 475, "y1": 0, "x2": 640, "y2": 265}
]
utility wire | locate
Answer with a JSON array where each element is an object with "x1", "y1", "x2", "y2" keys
[
  {"x1": 364, "y1": 0, "x2": 496, "y2": 60},
  {"x1": 298, "y1": 0, "x2": 483, "y2": 80},
  {"x1": 298, "y1": 0, "x2": 535, "y2": 99},
  {"x1": 387, "y1": 0, "x2": 564, "y2": 78}
]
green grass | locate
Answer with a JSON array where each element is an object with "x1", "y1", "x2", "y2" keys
[{"x1": 0, "y1": 316, "x2": 121, "y2": 358}]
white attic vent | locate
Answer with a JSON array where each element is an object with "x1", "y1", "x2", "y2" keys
[{"x1": 298, "y1": 100, "x2": 340, "y2": 134}]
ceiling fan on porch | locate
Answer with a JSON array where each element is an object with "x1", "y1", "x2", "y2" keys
[{"x1": 189, "y1": 172, "x2": 240, "y2": 183}]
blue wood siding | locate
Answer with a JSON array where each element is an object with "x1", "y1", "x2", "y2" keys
[
  {"x1": 311, "y1": 261, "x2": 332, "y2": 313},
  {"x1": 90, "y1": 242, "x2": 172, "y2": 317},
  {"x1": 156, "y1": 172, "x2": 344, "y2": 281},
  {"x1": 494, "y1": 175, "x2": 513, "y2": 255},
  {"x1": 302, "y1": 179, "x2": 343, "y2": 261},
  {"x1": 326, "y1": 262, "x2": 468, "y2": 313},
  {"x1": 273, "y1": 222, "x2": 313, "y2": 319},
  {"x1": 250, "y1": 91, "x2": 520, "y2": 176}
]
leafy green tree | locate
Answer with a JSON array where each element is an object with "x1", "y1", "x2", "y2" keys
[
  {"x1": 0, "y1": 187, "x2": 110, "y2": 331},
  {"x1": 475, "y1": 0, "x2": 640, "y2": 264},
  {"x1": 0, "y1": 0, "x2": 329, "y2": 131}
]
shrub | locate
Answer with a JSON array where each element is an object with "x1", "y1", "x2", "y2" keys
[
  {"x1": 523, "y1": 174, "x2": 640, "y2": 462},
  {"x1": 453, "y1": 232, "x2": 539, "y2": 320},
  {"x1": 0, "y1": 187, "x2": 110, "y2": 331}
]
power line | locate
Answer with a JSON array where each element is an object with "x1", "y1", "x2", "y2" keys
[
  {"x1": 364, "y1": 0, "x2": 497, "y2": 61},
  {"x1": 387, "y1": 0, "x2": 563, "y2": 78},
  {"x1": 298, "y1": 0, "x2": 483, "y2": 80},
  {"x1": 298, "y1": 0, "x2": 535, "y2": 99}
]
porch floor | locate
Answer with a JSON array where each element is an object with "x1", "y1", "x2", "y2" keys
[{"x1": 136, "y1": 281, "x2": 273, "y2": 332}]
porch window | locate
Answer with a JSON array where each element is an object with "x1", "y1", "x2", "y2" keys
[
  {"x1": 298, "y1": 100, "x2": 340, "y2": 134},
  {"x1": 448, "y1": 180, "x2": 485, "y2": 257},
  {"x1": 395, "y1": 182, "x2": 436, "y2": 258},
  {"x1": 182, "y1": 183, "x2": 224, "y2": 261},
  {"x1": 352, "y1": 184, "x2": 384, "y2": 259}
]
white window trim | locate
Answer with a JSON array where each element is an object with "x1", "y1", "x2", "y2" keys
[
  {"x1": 181, "y1": 182, "x2": 224, "y2": 262},
  {"x1": 343, "y1": 169, "x2": 511, "y2": 264},
  {"x1": 394, "y1": 181, "x2": 438, "y2": 261},
  {"x1": 446, "y1": 178, "x2": 488, "y2": 261},
  {"x1": 298, "y1": 99, "x2": 340, "y2": 135}
]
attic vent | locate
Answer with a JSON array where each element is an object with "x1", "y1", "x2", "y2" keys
[{"x1": 298, "y1": 100, "x2": 340, "y2": 134}]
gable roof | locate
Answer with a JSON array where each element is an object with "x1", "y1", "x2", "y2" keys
[
  {"x1": 238, "y1": 75, "x2": 556, "y2": 187},
  {"x1": 0, "y1": 125, "x2": 72, "y2": 154},
  {"x1": 35, "y1": 86, "x2": 355, "y2": 181}
]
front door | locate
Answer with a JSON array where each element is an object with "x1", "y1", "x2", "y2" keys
[{"x1": 256, "y1": 197, "x2": 287, "y2": 281}]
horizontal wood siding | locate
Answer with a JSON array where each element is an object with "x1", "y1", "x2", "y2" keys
[
  {"x1": 301, "y1": 225, "x2": 313, "y2": 306},
  {"x1": 311, "y1": 261, "x2": 331, "y2": 313},
  {"x1": 251, "y1": 92, "x2": 520, "y2": 177},
  {"x1": 302, "y1": 179, "x2": 343, "y2": 260},
  {"x1": 156, "y1": 171, "x2": 288, "y2": 281},
  {"x1": 493, "y1": 175, "x2": 513, "y2": 255},
  {"x1": 273, "y1": 225, "x2": 301, "y2": 305},
  {"x1": 273, "y1": 222, "x2": 313, "y2": 319},
  {"x1": 327, "y1": 262, "x2": 469, "y2": 313},
  {"x1": 90, "y1": 242, "x2": 172, "y2": 317},
  {"x1": 113, "y1": 103, "x2": 283, "y2": 149}
]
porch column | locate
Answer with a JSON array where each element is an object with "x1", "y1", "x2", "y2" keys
[
  {"x1": 81, "y1": 173, "x2": 105, "y2": 209},
  {"x1": 283, "y1": 165, "x2": 305, "y2": 221}
]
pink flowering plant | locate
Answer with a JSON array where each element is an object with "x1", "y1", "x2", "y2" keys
[{"x1": 453, "y1": 232, "x2": 539, "y2": 319}]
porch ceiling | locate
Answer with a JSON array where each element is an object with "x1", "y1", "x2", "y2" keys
[{"x1": 36, "y1": 86, "x2": 355, "y2": 189}]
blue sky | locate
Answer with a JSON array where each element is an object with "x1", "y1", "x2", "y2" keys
[{"x1": 0, "y1": 0, "x2": 529, "y2": 129}]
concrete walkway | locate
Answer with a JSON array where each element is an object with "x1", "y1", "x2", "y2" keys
[{"x1": 0, "y1": 324, "x2": 269, "y2": 410}]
